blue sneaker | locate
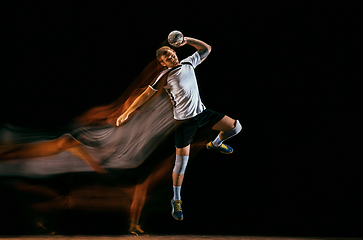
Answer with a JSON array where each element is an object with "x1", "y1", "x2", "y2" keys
[
  {"x1": 171, "y1": 200, "x2": 184, "y2": 220},
  {"x1": 206, "y1": 141, "x2": 234, "y2": 154}
]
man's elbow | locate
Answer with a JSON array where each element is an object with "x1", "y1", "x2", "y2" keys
[
  {"x1": 198, "y1": 46, "x2": 212, "y2": 61},
  {"x1": 202, "y1": 44, "x2": 211, "y2": 55}
]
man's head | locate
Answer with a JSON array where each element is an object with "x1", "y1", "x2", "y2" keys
[{"x1": 156, "y1": 46, "x2": 180, "y2": 68}]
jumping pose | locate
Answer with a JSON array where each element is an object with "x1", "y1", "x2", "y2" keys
[{"x1": 116, "y1": 36, "x2": 242, "y2": 220}]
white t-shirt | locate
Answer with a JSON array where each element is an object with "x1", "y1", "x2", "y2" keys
[{"x1": 150, "y1": 52, "x2": 206, "y2": 120}]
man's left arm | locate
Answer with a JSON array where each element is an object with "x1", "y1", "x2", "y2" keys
[{"x1": 179, "y1": 37, "x2": 212, "y2": 63}]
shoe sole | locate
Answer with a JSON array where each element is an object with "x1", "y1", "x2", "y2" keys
[
  {"x1": 221, "y1": 150, "x2": 233, "y2": 154},
  {"x1": 171, "y1": 211, "x2": 184, "y2": 220}
]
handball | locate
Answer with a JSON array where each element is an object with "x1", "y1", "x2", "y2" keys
[{"x1": 168, "y1": 30, "x2": 184, "y2": 47}]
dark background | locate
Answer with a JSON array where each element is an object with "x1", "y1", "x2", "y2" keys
[{"x1": 0, "y1": 1, "x2": 361, "y2": 237}]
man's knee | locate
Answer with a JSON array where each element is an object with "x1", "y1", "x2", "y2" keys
[
  {"x1": 222, "y1": 120, "x2": 242, "y2": 139},
  {"x1": 173, "y1": 154, "x2": 189, "y2": 175},
  {"x1": 174, "y1": 145, "x2": 190, "y2": 175}
]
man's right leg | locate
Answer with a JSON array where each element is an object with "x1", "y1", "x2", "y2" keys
[{"x1": 171, "y1": 144, "x2": 190, "y2": 220}]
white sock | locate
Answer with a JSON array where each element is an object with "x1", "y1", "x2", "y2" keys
[
  {"x1": 212, "y1": 135, "x2": 223, "y2": 147},
  {"x1": 173, "y1": 185, "x2": 181, "y2": 201}
]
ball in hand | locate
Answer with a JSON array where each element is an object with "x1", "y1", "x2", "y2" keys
[{"x1": 168, "y1": 30, "x2": 184, "y2": 47}]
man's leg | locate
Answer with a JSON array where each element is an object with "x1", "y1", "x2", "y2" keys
[
  {"x1": 173, "y1": 145, "x2": 190, "y2": 187},
  {"x1": 0, "y1": 135, "x2": 104, "y2": 174},
  {"x1": 129, "y1": 178, "x2": 150, "y2": 235},
  {"x1": 206, "y1": 115, "x2": 242, "y2": 154},
  {"x1": 0, "y1": 135, "x2": 79, "y2": 160},
  {"x1": 171, "y1": 144, "x2": 190, "y2": 220}
]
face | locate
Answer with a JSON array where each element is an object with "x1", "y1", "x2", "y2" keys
[{"x1": 159, "y1": 49, "x2": 179, "y2": 68}]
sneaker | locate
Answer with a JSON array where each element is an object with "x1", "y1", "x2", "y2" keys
[
  {"x1": 171, "y1": 200, "x2": 184, "y2": 220},
  {"x1": 206, "y1": 141, "x2": 234, "y2": 154}
]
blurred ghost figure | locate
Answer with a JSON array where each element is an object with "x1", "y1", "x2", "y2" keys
[
  {"x1": 0, "y1": 59, "x2": 173, "y2": 173},
  {"x1": 0, "y1": 59, "x2": 177, "y2": 234}
]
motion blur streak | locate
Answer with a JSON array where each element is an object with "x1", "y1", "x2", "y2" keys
[
  {"x1": 0, "y1": 59, "x2": 171, "y2": 177},
  {"x1": 75, "y1": 59, "x2": 165, "y2": 126},
  {"x1": 0, "y1": 59, "x2": 216, "y2": 234}
]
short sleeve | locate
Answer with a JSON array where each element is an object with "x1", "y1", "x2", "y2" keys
[
  {"x1": 180, "y1": 51, "x2": 201, "y2": 68},
  {"x1": 149, "y1": 68, "x2": 170, "y2": 90}
]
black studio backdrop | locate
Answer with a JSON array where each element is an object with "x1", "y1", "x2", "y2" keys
[{"x1": 0, "y1": 1, "x2": 361, "y2": 237}]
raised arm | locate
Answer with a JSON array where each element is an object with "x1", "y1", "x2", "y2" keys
[
  {"x1": 179, "y1": 37, "x2": 212, "y2": 63},
  {"x1": 116, "y1": 86, "x2": 156, "y2": 126}
]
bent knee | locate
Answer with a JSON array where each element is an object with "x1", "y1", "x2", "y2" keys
[
  {"x1": 233, "y1": 120, "x2": 242, "y2": 132},
  {"x1": 222, "y1": 120, "x2": 242, "y2": 139}
]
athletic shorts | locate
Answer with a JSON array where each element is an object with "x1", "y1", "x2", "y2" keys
[{"x1": 174, "y1": 109, "x2": 225, "y2": 148}]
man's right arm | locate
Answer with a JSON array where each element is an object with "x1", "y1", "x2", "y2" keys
[
  {"x1": 180, "y1": 37, "x2": 212, "y2": 63},
  {"x1": 116, "y1": 86, "x2": 156, "y2": 126}
]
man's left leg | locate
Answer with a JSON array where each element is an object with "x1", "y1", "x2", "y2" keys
[
  {"x1": 171, "y1": 144, "x2": 190, "y2": 220},
  {"x1": 129, "y1": 178, "x2": 150, "y2": 235},
  {"x1": 206, "y1": 115, "x2": 242, "y2": 154}
]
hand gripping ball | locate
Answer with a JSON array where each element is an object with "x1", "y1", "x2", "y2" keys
[{"x1": 168, "y1": 30, "x2": 184, "y2": 47}]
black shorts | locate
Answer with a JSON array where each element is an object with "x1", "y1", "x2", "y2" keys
[{"x1": 174, "y1": 109, "x2": 225, "y2": 148}]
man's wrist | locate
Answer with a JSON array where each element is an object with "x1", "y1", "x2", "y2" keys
[{"x1": 185, "y1": 37, "x2": 195, "y2": 45}]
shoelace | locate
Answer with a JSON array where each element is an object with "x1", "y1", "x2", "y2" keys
[
  {"x1": 175, "y1": 201, "x2": 182, "y2": 212},
  {"x1": 220, "y1": 144, "x2": 228, "y2": 150},
  {"x1": 210, "y1": 142, "x2": 228, "y2": 150}
]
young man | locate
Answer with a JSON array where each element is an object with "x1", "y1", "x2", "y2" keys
[{"x1": 116, "y1": 36, "x2": 242, "y2": 220}]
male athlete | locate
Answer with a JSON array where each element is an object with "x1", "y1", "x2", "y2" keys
[{"x1": 116, "y1": 35, "x2": 242, "y2": 220}]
